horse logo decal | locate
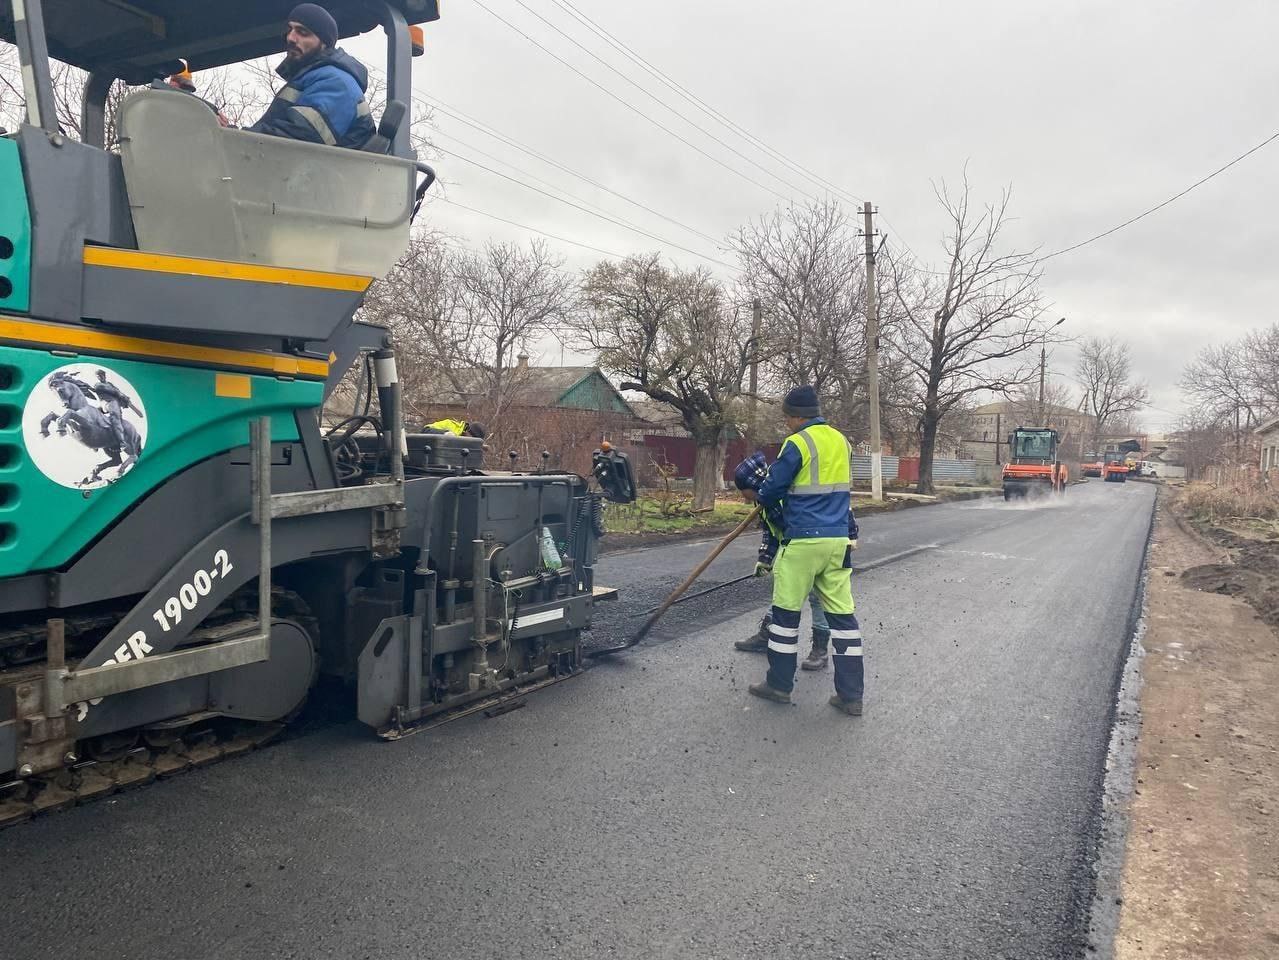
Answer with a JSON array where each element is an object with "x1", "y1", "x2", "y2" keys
[{"x1": 23, "y1": 363, "x2": 149, "y2": 491}]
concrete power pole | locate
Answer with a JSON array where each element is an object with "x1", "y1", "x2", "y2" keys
[
  {"x1": 1038, "y1": 345, "x2": 1047, "y2": 425},
  {"x1": 862, "y1": 202, "x2": 883, "y2": 501},
  {"x1": 748, "y1": 299, "x2": 761, "y2": 451}
]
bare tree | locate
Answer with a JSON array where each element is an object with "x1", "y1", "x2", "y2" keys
[
  {"x1": 575, "y1": 254, "x2": 759, "y2": 509},
  {"x1": 886, "y1": 179, "x2": 1056, "y2": 494},
  {"x1": 363, "y1": 237, "x2": 575, "y2": 447},
  {"x1": 1181, "y1": 325, "x2": 1279, "y2": 455},
  {"x1": 1176, "y1": 407, "x2": 1239, "y2": 479},
  {"x1": 1076, "y1": 335, "x2": 1150, "y2": 451},
  {"x1": 732, "y1": 200, "x2": 865, "y2": 399},
  {"x1": 732, "y1": 199, "x2": 919, "y2": 450}
]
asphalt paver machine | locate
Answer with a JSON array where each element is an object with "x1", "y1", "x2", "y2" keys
[{"x1": 0, "y1": 0, "x2": 636, "y2": 807}]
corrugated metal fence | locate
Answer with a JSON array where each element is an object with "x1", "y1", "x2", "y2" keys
[
  {"x1": 931, "y1": 459, "x2": 980, "y2": 484},
  {"x1": 640, "y1": 436, "x2": 987, "y2": 486},
  {"x1": 851, "y1": 455, "x2": 900, "y2": 480}
]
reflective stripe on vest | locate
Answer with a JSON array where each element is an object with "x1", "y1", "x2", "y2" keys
[{"x1": 788, "y1": 424, "x2": 851, "y2": 496}]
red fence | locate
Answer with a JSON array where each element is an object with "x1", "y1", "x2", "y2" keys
[{"x1": 640, "y1": 436, "x2": 782, "y2": 482}]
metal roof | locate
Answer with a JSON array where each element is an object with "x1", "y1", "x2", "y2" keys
[{"x1": 1, "y1": 1, "x2": 440, "y2": 84}]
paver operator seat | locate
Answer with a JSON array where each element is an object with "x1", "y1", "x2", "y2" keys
[{"x1": 117, "y1": 89, "x2": 415, "y2": 278}]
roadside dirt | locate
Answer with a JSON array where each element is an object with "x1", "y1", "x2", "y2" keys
[
  {"x1": 1180, "y1": 525, "x2": 1279, "y2": 631},
  {"x1": 1113, "y1": 499, "x2": 1279, "y2": 959}
]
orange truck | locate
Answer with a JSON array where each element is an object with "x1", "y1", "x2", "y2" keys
[
  {"x1": 1102, "y1": 451, "x2": 1130, "y2": 483},
  {"x1": 1002, "y1": 428, "x2": 1070, "y2": 500},
  {"x1": 1081, "y1": 453, "x2": 1104, "y2": 478}
]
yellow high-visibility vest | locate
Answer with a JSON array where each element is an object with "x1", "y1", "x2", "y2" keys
[
  {"x1": 783, "y1": 423, "x2": 851, "y2": 496},
  {"x1": 428, "y1": 419, "x2": 468, "y2": 437}
]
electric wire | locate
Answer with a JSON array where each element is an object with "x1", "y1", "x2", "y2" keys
[
  {"x1": 1033, "y1": 128, "x2": 1279, "y2": 263},
  {"x1": 434, "y1": 127, "x2": 723, "y2": 247},
  {"x1": 509, "y1": 0, "x2": 818, "y2": 202},
  {"x1": 535, "y1": 0, "x2": 946, "y2": 270},
  {"x1": 545, "y1": 0, "x2": 862, "y2": 206},
  {"x1": 435, "y1": 144, "x2": 736, "y2": 267},
  {"x1": 429, "y1": 195, "x2": 628, "y2": 258},
  {"x1": 424, "y1": 96, "x2": 727, "y2": 248},
  {"x1": 471, "y1": 0, "x2": 794, "y2": 203}
]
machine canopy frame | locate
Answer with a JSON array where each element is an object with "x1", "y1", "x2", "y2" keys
[
  {"x1": 1, "y1": 0, "x2": 440, "y2": 83},
  {"x1": 3, "y1": 0, "x2": 437, "y2": 154}
]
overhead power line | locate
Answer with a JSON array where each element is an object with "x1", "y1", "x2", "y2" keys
[
  {"x1": 509, "y1": 0, "x2": 817, "y2": 203},
  {"x1": 1035, "y1": 128, "x2": 1279, "y2": 263},
  {"x1": 471, "y1": 0, "x2": 793, "y2": 203},
  {"x1": 531, "y1": 0, "x2": 933, "y2": 269},
  {"x1": 425, "y1": 97, "x2": 725, "y2": 247},
  {"x1": 545, "y1": 0, "x2": 860, "y2": 207},
  {"x1": 431, "y1": 195, "x2": 627, "y2": 259},
  {"x1": 436, "y1": 144, "x2": 737, "y2": 269},
  {"x1": 434, "y1": 130, "x2": 716, "y2": 253}
]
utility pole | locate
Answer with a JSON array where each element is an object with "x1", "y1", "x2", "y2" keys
[
  {"x1": 862, "y1": 202, "x2": 883, "y2": 501},
  {"x1": 1038, "y1": 345, "x2": 1047, "y2": 425},
  {"x1": 747, "y1": 298, "x2": 761, "y2": 451}
]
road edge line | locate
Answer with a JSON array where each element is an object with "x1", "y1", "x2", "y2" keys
[{"x1": 1084, "y1": 488, "x2": 1157, "y2": 957}]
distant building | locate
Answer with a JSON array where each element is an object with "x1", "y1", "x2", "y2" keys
[
  {"x1": 1255, "y1": 415, "x2": 1279, "y2": 474},
  {"x1": 962, "y1": 401, "x2": 1097, "y2": 463},
  {"x1": 427, "y1": 354, "x2": 637, "y2": 418},
  {"x1": 1143, "y1": 433, "x2": 1187, "y2": 479}
]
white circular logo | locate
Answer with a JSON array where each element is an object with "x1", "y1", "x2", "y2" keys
[{"x1": 23, "y1": 363, "x2": 149, "y2": 490}]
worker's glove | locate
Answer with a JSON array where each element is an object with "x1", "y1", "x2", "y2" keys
[
  {"x1": 753, "y1": 561, "x2": 772, "y2": 578},
  {"x1": 848, "y1": 539, "x2": 859, "y2": 551}
]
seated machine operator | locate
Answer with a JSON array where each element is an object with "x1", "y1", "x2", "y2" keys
[{"x1": 248, "y1": 4, "x2": 376, "y2": 149}]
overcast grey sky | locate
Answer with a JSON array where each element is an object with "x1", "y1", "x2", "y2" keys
[{"x1": 356, "y1": 0, "x2": 1279, "y2": 431}]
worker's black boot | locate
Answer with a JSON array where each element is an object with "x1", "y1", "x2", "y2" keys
[
  {"x1": 734, "y1": 614, "x2": 770, "y2": 653},
  {"x1": 801, "y1": 628, "x2": 830, "y2": 671},
  {"x1": 829, "y1": 695, "x2": 863, "y2": 716},
  {"x1": 749, "y1": 681, "x2": 792, "y2": 704}
]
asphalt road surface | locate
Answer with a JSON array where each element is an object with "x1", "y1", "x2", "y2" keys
[{"x1": 0, "y1": 482, "x2": 1155, "y2": 960}]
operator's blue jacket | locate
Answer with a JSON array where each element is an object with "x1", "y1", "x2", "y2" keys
[
  {"x1": 250, "y1": 49, "x2": 375, "y2": 149},
  {"x1": 757, "y1": 417, "x2": 854, "y2": 539}
]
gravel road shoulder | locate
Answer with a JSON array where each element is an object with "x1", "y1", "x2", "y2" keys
[{"x1": 1113, "y1": 498, "x2": 1279, "y2": 958}]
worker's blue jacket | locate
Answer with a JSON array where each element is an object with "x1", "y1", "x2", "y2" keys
[
  {"x1": 758, "y1": 502, "x2": 858, "y2": 564},
  {"x1": 758, "y1": 417, "x2": 852, "y2": 540},
  {"x1": 250, "y1": 49, "x2": 375, "y2": 149}
]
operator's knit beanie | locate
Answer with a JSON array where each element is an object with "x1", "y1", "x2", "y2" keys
[
  {"x1": 782, "y1": 384, "x2": 821, "y2": 419},
  {"x1": 289, "y1": 4, "x2": 339, "y2": 49}
]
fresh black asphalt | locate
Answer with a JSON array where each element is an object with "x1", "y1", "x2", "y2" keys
[{"x1": 0, "y1": 481, "x2": 1156, "y2": 960}]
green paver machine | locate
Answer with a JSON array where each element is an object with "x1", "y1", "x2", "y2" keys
[{"x1": 0, "y1": 0, "x2": 636, "y2": 800}]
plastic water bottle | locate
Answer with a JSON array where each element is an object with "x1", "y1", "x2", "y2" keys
[{"x1": 539, "y1": 526, "x2": 562, "y2": 570}]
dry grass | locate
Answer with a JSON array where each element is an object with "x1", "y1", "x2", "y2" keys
[{"x1": 1181, "y1": 482, "x2": 1279, "y2": 526}]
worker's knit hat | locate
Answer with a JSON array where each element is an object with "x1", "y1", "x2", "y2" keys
[
  {"x1": 782, "y1": 384, "x2": 821, "y2": 419},
  {"x1": 733, "y1": 452, "x2": 770, "y2": 492},
  {"x1": 289, "y1": 4, "x2": 339, "y2": 49}
]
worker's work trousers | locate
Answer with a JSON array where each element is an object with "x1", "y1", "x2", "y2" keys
[{"x1": 767, "y1": 537, "x2": 862, "y2": 701}]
